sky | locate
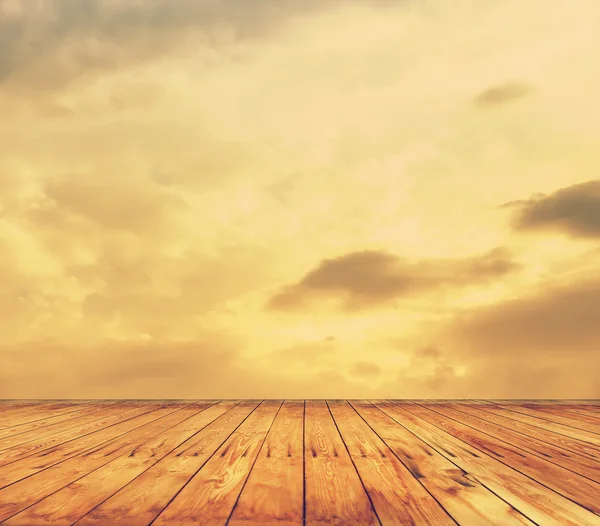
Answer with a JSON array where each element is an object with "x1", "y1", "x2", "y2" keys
[{"x1": 1, "y1": 0, "x2": 599, "y2": 398}]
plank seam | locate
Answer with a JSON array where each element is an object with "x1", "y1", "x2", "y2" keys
[
  {"x1": 326, "y1": 400, "x2": 383, "y2": 526},
  {"x1": 347, "y1": 400, "x2": 460, "y2": 526},
  {"x1": 0, "y1": 403, "x2": 209, "y2": 522},
  {"x1": 225, "y1": 400, "x2": 284, "y2": 525},
  {"x1": 147, "y1": 401, "x2": 264, "y2": 526},
  {"x1": 427, "y1": 401, "x2": 600, "y2": 475},
  {"x1": 457, "y1": 402, "x2": 600, "y2": 462},
  {"x1": 66, "y1": 400, "x2": 236, "y2": 525},
  {"x1": 0, "y1": 404, "x2": 168, "y2": 470},
  {"x1": 370, "y1": 401, "x2": 539, "y2": 525},
  {"x1": 303, "y1": 399, "x2": 306, "y2": 526},
  {"x1": 481, "y1": 403, "x2": 600, "y2": 437},
  {"x1": 398, "y1": 401, "x2": 600, "y2": 517}
]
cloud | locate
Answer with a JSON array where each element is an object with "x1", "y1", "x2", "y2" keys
[
  {"x1": 406, "y1": 345, "x2": 457, "y2": 392},
  {"x1": 410, "y1": 274, "x2": 600, "y2": 395},
  {"x1": 452, "y1": 277, "x2": 600, "y2": 357},
  {"x1": 266, "y1": 340, "x2": 336, "y2": 368},
  {"x1": 0, "y1": 0, "x2": 333, "y2": 91},
  {"x1": 508, "y1": 180, "x2": 600, "y2": 238},
  {"x1": 473, "y1": 81, "x2": 532, "y2": 108},
  {"x1": 413, "y1": 345, "x2": 441, "y2": 360},
  {"x1": 351, "y1": 361, "x2": 382, "y2": 378},
  {"x1": 29, "y1": 172, "x2": 187, "y2": 234},
  {"x1": 375, "y1": 275, "x2": 600, "y2": 398},
  {"x1": 376, "y1": 330, "x2": 600, "y2": 398},
  {"x1": 267, "y1": 247, "x2": 520, "y2": 311},
  {"x1": 2, "y1": 0, "x2": 600, "y2": 399},
  {"x1": 0, "y1": 336, "x2": 237, "y2": 398},
  {"x1": 381, "y1": 357, "x2": 600, "y2": 399},
  {"x1": 0, "y1": 336, "x2": 376, "y2": 399}
]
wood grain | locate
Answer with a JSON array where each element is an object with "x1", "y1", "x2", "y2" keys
[
  {"x1": 0, "y1": 404, "x2": 201, "y2": 522},
  {"x1": 447, "y1": 401, "x2": 600, "y2": 461},
  {"x1": 3, "y1": 401, "x2": 222, "y2": 526},
  {"x1": 515, "y1": 404, "x2": 600, "y2": 429},
  {"x1": 0, "y1": 403, "x2": 165, "y2": 470},
  {"x1": 227, "y1": 400, "x2": 304, "y2": 526},
  {"x1": 376, "y1": 401, "x2": 600, "y2": 526},
  {"x1": 0, "y1": 402, "x2": 86, "y2": 430},
  {"x1": 399, "y1": 402, "x2": 600, "y2": 514},
  {"x1": 304, "y1": 400, "x2": 379, "y2": 526},
  {"x1": 0, "y1": 400, "x2": 596, "y2": 526},
  {"x1": 76, "y1": 400, "x2": 260, "y2": 526},
  {"x1": 424, "y1": 402, "x2": 600, "y2": 482},
  {"x1": 0, "y1": 402, "x2": 134, "y2": 451},
  {"x1": 328, "y1": 400, "x2": 454, "y2": 525},
  {"x1": 481, "y1": 402, "x2": 600, "y2": 446},
  {"x1": 349, "y1": 400, "x2": 534, "y2": 525},
  {"x1": 152, "y1": 400, "x2": 282, "y2": 526},
  {"x1": 0, "y1": 401, "x2": 125, "y2": 443}
]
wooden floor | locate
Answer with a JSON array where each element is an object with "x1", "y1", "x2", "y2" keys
[{"x1": 0, "y1": 401, "x2": 599, "y2": 525}]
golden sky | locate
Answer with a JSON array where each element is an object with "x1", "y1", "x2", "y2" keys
[{"x1": 1, "y1": 0, "x2": 600, "y2": 398}]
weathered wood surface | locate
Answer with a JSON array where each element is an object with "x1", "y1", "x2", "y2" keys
[{"x1": 0, "y1": 400, "x2": 597, "y2": 525}]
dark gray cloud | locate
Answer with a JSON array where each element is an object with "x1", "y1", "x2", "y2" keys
[
  {"x1": 267, "y1": 247, "x2": 520, "y2": 311},
  {"x1": 507, "y1": 180, "x2": 600, "y2": 238},
  {"x1": 473, "y1": 81, "x2": 531, "y2": 108},
  {"x1": 0, "y1": 0, "x2": 331, "y2": 90}
]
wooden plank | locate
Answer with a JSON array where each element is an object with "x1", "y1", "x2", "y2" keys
[
  {"x1": 151, "y1": 400, "x2": 282, "y2": 526},
  {"x1": 304, "y1": 400, "x2": 379, "y2": 526},
  {"x1": 349, "y1": 400, "x2": 534, "y2": 525},
  {"x1": 449, "y1": 402, "x2": 600, "y2": 462},
  {"x1": 0, "y1": 399, "x2": 597, "y2": 525},
  {"x1": 0, "y1": 403, "x2": 177, "y2": 488},
  {"x1": 519, "y1": 405, "x2": 600, "y2": 428},
  {"x1": 3, "y1": 401, "x2": 225, "y2": 526},
  {"x1": 0, "y1": 400, "x2": 45, "y2": 407},
  {"x1": 373, "y1": 401, "x2": 600, "y2": 525},
  {"x1": 562, "y1": 407, "x2": 600, "y2": 418},
  {"x1": 329, "y1": 400, "x2": 454, "y2": 525},
  {"x1": 486, "y1": 401, "x2": 600, "y2": 423},
  {"x1": 0, "y1": 401, "x2": 77, "y2": 414},
  {"x1": 425, "y1": 402, "x2": 600, "y2": 483},
  {"x1": 228, "y1": 400, "x2": 304, "y2": 526},
  {"x1": 504, "y1": 401, "x2": 600, "y2": 409},
  {"x1": 397, "y1": 402, "x2": 600, "y2": 515},
  {"x1": 0, "y1": 402, "x2": 128, "y2": 442},
  {"x1": 0, "y1": 403, "x2": 164, "y2": 468},
  {"x1": 481, "y1": 402, "x2": 600, "y2": 446},
  {"x1": 0, "y1": 401, "x2": 56, "y2": 416},
  {"x1": 0, "y1": 404, "x2": 204, "y2": 522},
  {"x1": 0, "y1": 402, "x2": 87, "y2": 429},
  {"x1": 489, "y1": 401, "x2": 600, "y2": 422},
  {"x1": 75, "y1": 400, "x2": 261, "y2": 526},
  {"x1": 0, "y1": 402, "x2": 133, "y2": 449}
]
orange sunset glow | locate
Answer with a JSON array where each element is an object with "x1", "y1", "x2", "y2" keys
[{"x1": 1, "y1": 0, "x2": 600, "y2": 399}]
